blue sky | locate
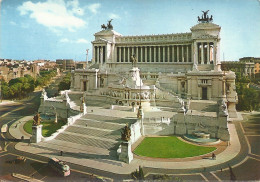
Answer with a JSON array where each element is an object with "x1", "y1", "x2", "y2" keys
[{"x1": 1, "y1": 0, "x2": 260, "y2": 61}]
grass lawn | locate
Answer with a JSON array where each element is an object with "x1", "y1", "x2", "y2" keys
[
  {"x1": 134, "y1": 136, "x2": 216, "y2": 158},
  {"x1": 23, "y1": 120, "x2": 66, "y2": 137}
]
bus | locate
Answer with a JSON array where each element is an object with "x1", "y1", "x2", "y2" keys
[
  {"x1": 1, "y1": 124, "x2": 8, "y2": 133},
  {"x1": 48, "y1": 157, "x2": 70, "y2": 177}
]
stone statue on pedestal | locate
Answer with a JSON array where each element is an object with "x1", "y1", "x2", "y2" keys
[
  {"x1": 121, "y1": 124, "x2": 131, "y2": 141},
  {"x1": 33, "y1": 113, "x2": 41, "y2": 126},
  {"x1": 130, "y1": 54, "x2": 137, "y2": 67}
]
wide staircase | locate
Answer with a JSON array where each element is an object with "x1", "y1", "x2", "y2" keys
[{"x1": 34, "y1": 113, "x2": 136, "y2": 160}]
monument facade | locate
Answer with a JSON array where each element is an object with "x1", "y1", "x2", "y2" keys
[{"x1": 70, "y1": 11, "x2": 238, "y2": 118}]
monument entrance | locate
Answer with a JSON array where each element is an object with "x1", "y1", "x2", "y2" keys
[{"x1": 202, "y1": 87, "x2": 207, "y2": 100}]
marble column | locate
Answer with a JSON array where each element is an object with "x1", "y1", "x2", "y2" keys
[
  {"x1": 145, "y1": 47, "x2": 147, "y2": 62},
  {"x1": 128, "y1": 47, "x2": 130, "y2": 62},
  {"x1": 163, "y1": 46, "x2": 165, "y2": 62},
  {"x1": 167, "y1": 46, "x2": 170, "y2": 62},
  {"x1": 194, "y1": 42, "x2": 198, "y2": 65},
  {"x1": 154, "y1": 46, "x2": 156, "y2": 62},
  {"x1": 136, "y1": 47, "x2": 139, "y2": 62},
  {"x1": 123, "y1": 47, "x2": 126, "y2": 62},
  {"x1": 172, "y1": 46, "x2": 175, "y2": 62},
  {"x1": 141, "y1": 47, "x2": 143, "y2": 62},
  {"x1": 182, "y1": 45, "x2": 184, "y2": 62},
  {"x1": 201, "y1": 43, "x2": 204, "y2": 64},
  {"x1": 158, "y1": 46, "x2": 161, "y2": 62},
  {"x1": 97, "y1": 47, "x2": 100, "y2": 63},
  {"x1": 119, "y1": 47, "x2": 122, "y2": 62},
  {"x1": 207, "y1": 43, "x2": 210, "y2": 64},
  {"x1": 213, "y1": 42, "x2": 217, "y2": 66},
  {"x1": 177, "y1": 46, "x2": 179, "y2": 62},
  {"x1": 186, "y1": 45, "x2": 189, "y2": 62},
  {"x1": 149, "y1": 47, "x2": 152, "y2": 62}
]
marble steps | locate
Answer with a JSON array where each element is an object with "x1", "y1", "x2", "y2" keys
[
  {"x1": 66, "y1": 126, "x2": 121, "y2": 141},
  {"x1": 75, "y1": 119, "x2": 124, "y2": 131},
  {"x1": 55, "y1": 132, "x2": 119, "y2": 150}
]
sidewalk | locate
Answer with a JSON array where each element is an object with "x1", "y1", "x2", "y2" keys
[{"x1": 10, "y1": 116, "x2": 241, "y2": 174}]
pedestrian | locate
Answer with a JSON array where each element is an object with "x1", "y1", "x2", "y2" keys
[
  {"x1": 212, "y1": 153, "x2": 216, "y2": 160},
  {"x1": 86, "y1": 123, "x2": 88, "y2": 127},
  {"x1": 60, "y1": 151, "x2": 63, "y2": 156}
]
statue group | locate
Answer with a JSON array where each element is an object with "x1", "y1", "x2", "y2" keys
[
  {"x1": 33, "y1": 113, "x2": 41, "y2": 126},
  {"x1": 101, "y1": 19, "x2": 113, "y2": 30},
  {"x1": 130, "y1": 54, "x2": 137, "y2": 67},
  {"x1": 198, "y1": 10, "x2": 213, "y2": 23}
]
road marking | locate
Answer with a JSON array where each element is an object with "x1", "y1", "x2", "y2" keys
[
  {"x1": 0, "y1": 106, "x2": 25, "y2": 119},
  {"x1": 40, "y1": 176, "x2": 47, "y2": 181},
  {"x1": 244, "y1": 136, "x2": 252, "y2": 154},
  {"x1": 250, "y1": 153, "x2": 260, "y2": 158},
  {"x1": 240, "y1": 122, "x2": 245, "y2": 134},
  {"x1": 210, "y1": 172, "x2": 222, "y2": 182},
  {"x1": 249, "y1": 156, "x2": 260, "y2": 162},
  {"x1": 71, "y1": 168, "x2": 113, "y2": 181},
  {"x1": 200, "y1": 173, "x2": 209, "y2": 182}
]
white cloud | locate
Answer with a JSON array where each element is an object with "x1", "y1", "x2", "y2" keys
[
  {"x1": 60, "y1": 38, "x2": 69, "y2": 43},
  {"x1": 88, "y1": 3, "x2": 100, "y2": 14},
  {"x1": 10, "y1": 21, "x2": 17, "y2": 25},
  {"x1": 109, "y1": 13, "x2": 120, "y2": 20},
  {"x1": 60, "y1": 38, "x2": 89, "y2": 44},
  {"x1": 17, "y1": 0, "x2": 86, "y2": 32},
  {"x1": 76, "y1": 38, "x2": 88, "y2": 44}
]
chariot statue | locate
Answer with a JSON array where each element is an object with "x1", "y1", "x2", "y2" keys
[
  {"x1": 121, "y1": 124, "x2": 131, "y2": 141},
  {"x1": 100, "y1": 19, "x2": 113, "y2": 30},
  {"x1": 197, "y1": 10, "x2": 213, "y2": 23},
  {"x1": 33, "y1": 112, "x2": 41, "y2": 126}
]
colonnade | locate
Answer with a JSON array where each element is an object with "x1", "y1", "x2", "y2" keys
[
  {"x1": 196, "y1": 42, "x2": 215, "y2": 65},
  {"x1": 115, "y1": 45, "x2": 192, "y2": 63},
  {"x1": 94, "y1": 46, "x2": 106, "y2": 64}
]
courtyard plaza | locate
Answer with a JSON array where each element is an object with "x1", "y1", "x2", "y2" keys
[{"x1": 9, "y1": 92, "x2": 241, "y2": 175}]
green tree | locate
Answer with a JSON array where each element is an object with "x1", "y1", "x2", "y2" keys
[{"x1": 58, "y1": 72, "x2": 71, "y2": 91}]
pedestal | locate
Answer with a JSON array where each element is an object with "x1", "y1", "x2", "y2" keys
[
  {"x1": 119, "y1": 141, "x2": 133, "y2": 163},
  {"x1": 31, "y1": 125, "x2": 42, "y2": 143}
]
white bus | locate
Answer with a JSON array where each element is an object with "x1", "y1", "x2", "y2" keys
[
  {"x1": 48, "y1": 157, "x2": 70, "y2": 177},
  {"x1": 1, "y1": 124, "x2": 8, "y2": 133}
]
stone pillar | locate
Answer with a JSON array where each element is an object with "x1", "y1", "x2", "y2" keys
[
  {"x1": 136, "y1": 47, "x2": 139, "y2": 62},
  {"x1": 93, "y1": 46, "x2": 96, "y2": 63},
  {"x1": 201, "y1": 43, "x2": 204, "y2": 64},
  {"x1": 119, "y1": 141, "x2": 133, "y2": 163},
  {"x1": 177, "y1": 46, "x2": 179, "y2": 62},
  {"x1": 158, "y1": 46, "x2": 161, "y2": 62},
  {"x1": 31, "y1": 125, "x2": 43, "y2": 143},
  {"x1": 163, "y1": 46, "x2": 165, "y2": 62},
  {"x1": 128, "y1": 47, "x2": 130, "y2": 62},
  {"x1": 149, "y1": 47, "x2": 152, "y2": 62},
  {"x1": 194, "y1": 42, "x2": 198, "y2": 65},
  {"x1": 198, "y1": 86, "x2": 201, "y2": 100},
  {"x1": 141, "y1": 47, "x2": 143, "y2": 62},
  {"x1": 97, "y1": 47, "x2": 100, "y2": 63},
  {"x1": 123, "y1": 47, "x2": 125, "y2": 62},
  {"x1": 167, "y1": 46, "x2": 170, "y2": 62},
  {"x1": 182, "y1": 45, "x2": 184, "y2": 62},
  {"x1": 145, "y1": 47, "x2": 147, "y2": 62},
  {"x1": 115, "y1": 46, "x2": 118, "y2": 62},
  {"x1": 119, "y1": 47, "x2": 121, "y2": 62},
  {"x1": 154, "y1": 46, "x2": 156, "y2": 62},
  {"x1": 95, "y1": 71, "x2": 98, "y2": 89},
  {"x1": 186, "y1": 45, "x2": 189, "y2": 62},
  {"x1": 172, "y1": 45, "x2": 175, "y2": 62},
  {"x1": 207, "y1": 43, "x2": 210, "y2": 64}
]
